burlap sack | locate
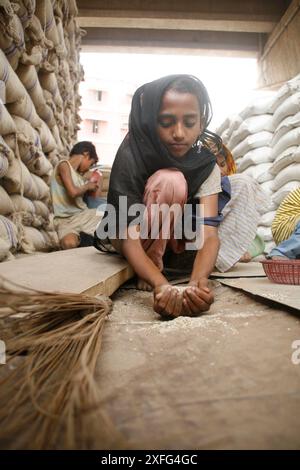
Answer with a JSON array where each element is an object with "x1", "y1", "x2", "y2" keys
[
  {"x1": 11, "y1": 193, "x2": 49, "y2": 228},
  {"x1": 0, "y1": 49, "x2": 27, "y2": 103},
  {"x1": 37, "y1": 120, "x2": 57, "y2": 153},
  {"x1": 20, "y1": 226, "x2": 59, "y2": 253},
  {"x1": 0, "y1": 100, "x2": 17, "y2": 135},
  {"x1": 0, "y1": 237, "x2": 11, "y2": 261},
  {"x1": 0, "y1": 1, "x2": 25, "y2": 70},
  {"x1": 35, "y1": 0, "x2": 60, "y2": 48},
  {"x1": 7, "y1": 93, "x2": 42, "y2": 129},
  {"x1": 31, "y1": 173, "x2": 50, "y2": 201},
  {"x1": 0, "y1": 153, "x2": 9, "y2": 178},
  {"x1": 0, "y1": 214, "x2": 18, "y2": 252},
  {"x1": 20, "y1": 44, "x2": 43, "y2": 67},
  {"x1": 24, "y1": 14, "x2": 53, "y2": 49},
  {"x1": 0, "y1": 186, "x2": 13, "y2": 215},
  {"x1": 1, "y1": 134, "x2": 15, "y2": 163},
  {"x1": 15, "y1": 0, "x2": 36, "y2": 28},
  {"x1": 2, "y1": 158, "x2": 39, "y2": 200}
]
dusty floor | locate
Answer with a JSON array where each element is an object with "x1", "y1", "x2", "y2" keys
[{"x1": 95, "y1": 281, "x2": 300, "y2": 449}]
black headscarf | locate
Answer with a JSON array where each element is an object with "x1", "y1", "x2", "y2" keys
[{"x1": 105, "y1": 74, "x2": 218, "y2": 231}]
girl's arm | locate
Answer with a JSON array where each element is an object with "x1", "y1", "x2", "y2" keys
[
  {"x1": 120, "y1": 225, "x2": 183, "y2": 317},
  {"x1": 58, "y1": 162, "x2": 99, "y2": 199},
  {"x1": 183, "y1": 194, "x2": 220, "y2": 314}
]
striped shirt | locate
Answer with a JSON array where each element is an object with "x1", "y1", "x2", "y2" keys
[{"x1": 271, "y1": 187, "x2": 300, "y2": 244}]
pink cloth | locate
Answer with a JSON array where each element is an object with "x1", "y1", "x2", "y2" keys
[{"x1": 141, "y1": 168, "x2": 188, "y2": 270}]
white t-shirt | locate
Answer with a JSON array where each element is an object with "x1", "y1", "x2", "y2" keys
[{"x1": 194, "y1": 164, "x2": 222, "y2": 199}]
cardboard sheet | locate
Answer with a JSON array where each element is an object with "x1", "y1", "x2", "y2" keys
[
  {"x1": 211, "y1": 262, "x2": 266, "y2": 278},
  {"x1": 220, "y1": 277, "x2": 300, "y2": 311}
]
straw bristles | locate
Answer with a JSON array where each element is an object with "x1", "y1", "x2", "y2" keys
[{"x1": 0, "y1": 277, "x2": 126, "y2": 449}]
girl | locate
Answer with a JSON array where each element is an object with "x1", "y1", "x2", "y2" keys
[
  {"x1": 95, "y1": 75, "x2": 266, "y2": 318},
  {"x1": 212, "y1": 142, "x2": 266, "y2": 262}
]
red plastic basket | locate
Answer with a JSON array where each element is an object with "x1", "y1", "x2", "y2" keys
[{"x1": 261, "y1": 259, "x2": 300, "y2": 285}]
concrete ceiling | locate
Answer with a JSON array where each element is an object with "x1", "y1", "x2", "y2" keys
[{"x1": 77, "y1": 0, "x2": 292, "y2": 56}]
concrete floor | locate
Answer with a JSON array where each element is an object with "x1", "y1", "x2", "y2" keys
[{"x1": 95, "y1": 281, "x2": 300, "y2": 449}]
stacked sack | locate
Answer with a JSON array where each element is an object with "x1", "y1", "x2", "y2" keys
[
  {"x1": 216, "y1": 74, "x2": 300, "y2": 253},
  {"x1": 99, "y1": 165, "x2": 111, "y2": 198},
  {"x1": 0, "y1": 0, "x2": 84, "y2": 261}
]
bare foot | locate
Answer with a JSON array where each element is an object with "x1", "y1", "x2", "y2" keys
[
  {"x1": 239, "y1": 251, "x2": 252, "y2": 263},
  {"x1": 137, "y1": 278, "x2": 153, "y2": 291}
]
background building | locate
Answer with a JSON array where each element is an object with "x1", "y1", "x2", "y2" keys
[{"x1": 78, "y1": 77, "x2": 137, "y2": 166}]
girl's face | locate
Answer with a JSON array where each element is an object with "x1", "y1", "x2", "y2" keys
[
  {"x1": 216, "y1": 154, "x2": 228, "y2": 176},
  {"x1": 157, "y1": 89, "x2": 202, "y2": 158}
]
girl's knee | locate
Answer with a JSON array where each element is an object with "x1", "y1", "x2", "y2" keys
[
  {"x1": 60, "y1": 234, "x2": 79, "y2": 250},
  {"x1": 146, "y1": 169, "x2": 187, "y2": 204}
]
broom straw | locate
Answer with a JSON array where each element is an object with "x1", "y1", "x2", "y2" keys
[{"x1": 0, "y1": 276, "x2": 126, "y2": 449}]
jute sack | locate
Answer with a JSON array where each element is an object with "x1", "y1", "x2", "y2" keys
[
  {"x1": 31, "y1": 173, "x2": 50, "y2": 201},
  {"x1": 11, "y1": 195, "x2": 48, "y2": 229},
  {"x1": 10, "y1": 115, "x2": 41, "y2": 172},
  {"x1": 10, "y1": 194, "x2": 36, "y2": 215},
  {"x1": 0, "y1": 237, "x2": 11, "y2": 261},
  {"x1": 16, "y1": 63, "x2": 55, "y2": 126},
  {"x1": 38, "y1": 70, "x2": 63, "y2": 108},
  {"x1": 0, "y1": 78, "x2": 5, "y2": 101},
  {"x1": 0, "y1": 133, "x2": 14, "y2": 176},
  {"x1": 12, "y1": 114, "x2": 40, "y2": 145},
  {"x1": 0, "y1": 100, "x2": 17, "y2": 135},
  {"x1": 35, "y1": 0, "x2": 60, "y2": 48},
  {"x1": 37, "y1": 120, "x2": 57, "y2": 153},
  {"x1": 33, "y1": 199, "x2": 50, "y2": 221},
  {"x1": 0, "y1": 2, "x2": 25, "y2": 70},
  {"x1": 0, "y1": 49, "x2": 27, "y2": 103},
  {"x1": 0, "y1": 153, "x2": 9, "y2": 178},
  {"x1": 66, "y1": 18, "x2": 76, "y2": 60},
  {"x1": 51, "y1": 124, "x2": 65, "y2": 153},
  {"x1": 55, "y1": 17, "x2": 68, "y2": 58},
  {"x1": 15, "y1": 0, "x2": 36, "y2": 28},
  {"x1": 2, "y1": 158, "x2": 39, "y2": 200},
  {"x1": 20, "y1": 44, "x2": 43, "y2": 67},
  {"x1": 47, "y1": 148, "x2": 60, "y2": 167},
  {"x1": 24, "y1": 14, "x2": 53, "y2": 49},
  {"x1": 0, "y1": 186, "x2": 13, "y2": 215},
  {"x1": 20, "y1": 226, "x2": 59, "y2": 253},
  {"x1": 1, "y1": 134, "x2": 15, "y2": 163},
  {"x1": 34, "y1": 152, "x2": 53, "y2": 178},
  {"x1": 66, "y1": 0, "x2": 78, "y2": 18},
  {"x1": 7, "y1": 93, "x2": 42, "y2": 129},
  {"x1": 0, "y1": 214, "x2": 18, "y2": 252}
]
